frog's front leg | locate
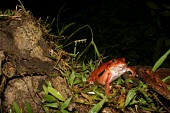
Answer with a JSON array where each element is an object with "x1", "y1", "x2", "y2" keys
[
  {"x1": 126, "y1": 67, "x2": 136, "y2": 77},
  {"x1": 105, "y1": 73, "x2": 112, "y2": 95}
]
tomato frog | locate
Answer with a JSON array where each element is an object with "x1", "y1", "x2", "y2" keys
[{"x1": 89, "y1": 58, "x2": 136, "y2": 95}]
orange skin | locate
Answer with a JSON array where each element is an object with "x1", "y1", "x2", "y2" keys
[{"x1": 89, "y1": 58, "x2": 136, "y2": 95}]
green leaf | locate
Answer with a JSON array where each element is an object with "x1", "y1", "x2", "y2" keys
[
  {"x1": 46, "y1": 81, "x2": 53, "y2": 87},
  {"x1": 95, "y1": 91, "x2": 106, "y2": 99},
  {"x1": 69, "y1": 70, "x2": 76, "y2": 86},
  {"x1": 26, "y1": 102, "x2": 33, "y2": 113},
  {"x1": 44, "y1": 102, "x2": 58, "y2": 108},
  {"x1": 162, "y1": 4, "x2": 170, "y2": 9},
  {"x1": 43, "y1": 106, "x2": 50, "y2": 113},
  {"x1": 48, "y1": 55, "x2": 57, "y2": 60},
  {"x1": 61, "y1": 109, "x2": 69, "y2": 113},
  {"x1": 139, "y1": 89, "x2": 152, "y2": 103},
  {"x1": 61, "y1": 98, "x2": 72, "y2": 110},
  {"x1": 140, "y1": 106, "x2": 155, "y2": 111},
  {"x1": 116, "y1": 77, "x2": 124, "y2": 85},
  {"x1": 88, "y1": 97, "x2": 107, "y2": 113},
  {"x1": 73, "y1": 79, "x2": 81, "y2": 85},
  {"x1": 43, "y1": 85, "x2": 48, "y2": 95},
  {"x1": 81, "y1": 73, "x2": 87, "y2": 83},
  {"x1": 43, "y1": 95, "x2": 57, "y2": 102},
  {"x1": 162, "y1": 75, "x2": 170, "y2": 83},
  {"x1": 48, "y1": 86, "x2": 65, "y2": 101},
  {"x1": 125, "y1": 88, "x2": 137, "y2": 106},
  {"x1": 146, "y1": 1, "x2": 160, "y2": 9},
  {"x1": 152, "y1": 49, "x2": 170, "y2": 72},
  {"x1": 160, "y1": 11, "x2": 170, "y2": 16},
  {"x1": 82, "y1": 62, "x2": 87, "y2": 71},
  {"x1": 138, "y1": 97, "x2": 147, "y2": 105},
  {"x1": 91, "y1": 40, "x2": 100, "y2": 58},
  {"x1": 13, "y1": 101, "x2": 22, "y2": 113}
]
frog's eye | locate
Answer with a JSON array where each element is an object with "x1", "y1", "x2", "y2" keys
[{"x1": 112, "y1": 59, "x2": 117, "y2": 62}]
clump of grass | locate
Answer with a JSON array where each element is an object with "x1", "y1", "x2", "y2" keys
[{"x1": 42, "y1": 81, "x2": 72, "y2": 113}]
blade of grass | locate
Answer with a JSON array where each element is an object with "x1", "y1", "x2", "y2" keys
[
  {"x1": 43, "y1": 95, "x2": 57, "y2": 103},
  {"x1": 61, "y1": 109, "x2": 69, "y2": 113},
  {"x1": 13, "y1": 101, "x2": 22, "y2": 113},
  {"x1": 61, "y1": 97, "x2": 72, "y2": 110},
  {"x1": 26, "y1": 102, "x2": 33, "y2": 113},
  {"x1": 76, "y1": 25, "x2": 100, "y2": 60},
  {"x1": 43, "y1": 102, "x2": 58, "y2": 108},
  {"x1": 162, "y1": 75, "x2": 170, "y2": 83},
  {"x1": 48, "y1": 86, "x2": 65, "y2": 101},
  {"x1": 43, "y1": 85, "x2": 48, "y2": 95},
  {"x1": 88, "y1": 97, "x2": 107, "y2": 113},
  {"x1": 125, "y1": 88, "x2": 137, "y2": 106},
  {"x1": 152, "y1": 49, "x2": 170, "y2": 72}
]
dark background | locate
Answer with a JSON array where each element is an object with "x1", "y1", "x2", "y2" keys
[{"x1": 1, "y1": 0, "x2": 170, "y2": 67}]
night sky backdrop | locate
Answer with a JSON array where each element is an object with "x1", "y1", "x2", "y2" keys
[{"x1": 1, "y1": 0, "x2": 170, "y2": 66}]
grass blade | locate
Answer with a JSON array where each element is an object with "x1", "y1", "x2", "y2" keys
[
  {"x1": 13, "y1": 101, "x2": 22, "y2": 113},
  {"x1": 48, "y1": 86, "x2": 65, "y2": 101},
  {"x1": 44, "y1": 102, "x2": 58, "y2": 108},
  {"x1": 26, "y1": 102, "x2": 33, "y2": 113},
  {"x1": 61, "y1": 97, "x2": 72, "y2": 110},
  {"x1": 152, "y1": 49, "x2": 170, "y2": 72},
  {"x1": 88, "y1": 97, "x2": 107, "y2": 113},
  {"x1": 125, "y1": 88, "x2": 137, "y2": 106}
]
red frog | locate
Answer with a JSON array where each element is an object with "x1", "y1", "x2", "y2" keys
[{"x1": 89, "y1": 58, "x2": 136, "y2": 95}]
